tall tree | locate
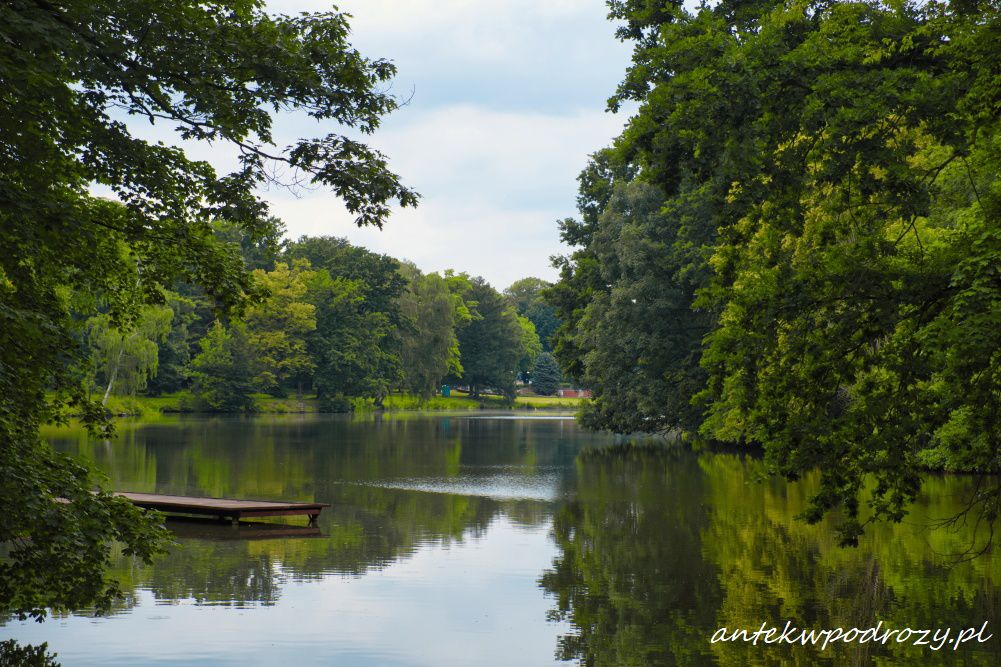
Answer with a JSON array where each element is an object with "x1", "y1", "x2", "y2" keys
[
  {"x1": 455, "y1": 277, "x2": 530, "y2": 398},
  {"x1": 189, "y1": 320, "x2": 257, "y2": 413},
  {"x1": 504, "y1": 277, "x2": 561, "y2": 352},
  {"x1": 397, "y1": 264, "x2": 472, "y2": 400},
  {"x1": 551, "y1": 172, "x2": 709, "y2": 434},
  {"x1": 287, "y1": 236, "x2": 407, "y2": 316},
  {"x1": 531, "y1": 352, "x2": 562, "y2": 397},
  {"x1": 516, "y1": 314, "x2": 543, "y2": 382},
  {"x1": 290, "y1": 237, "x2": 407, "y2": 405},
  {"x1": 145, "y1": 292, "x2": 199, "y2": 396},
  {"x1": 552, "y1": 0, "x2": 1001, "y2": 541},
  {"x1": 0, "y1": 0, "x2": 415, "y2": 618},
  {"x1": 245, "y1": 260, "x2": 317, "y2": 397},
  {"x1": 306, "y1": 271, "x2": 398, "y2": 405},
  {"x1": 213, "y1": 217, "x2": 287, "y2": 272},
  {"x1": 87, "y1": 303, "x2": 173, "y2": 404}
]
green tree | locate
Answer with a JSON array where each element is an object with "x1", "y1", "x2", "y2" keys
[
  {"x1": 245, "y1": 260, "x2": 317, "y2": 397},
  {"x1": 516, "y1": 314, "x2": 543, "y2": 382},
  {"x1": 690, "y1": 1, "x2": 1001, "y2": 543},
  {"x1": 306, "y1": 271, "x2": 398, "y2": 406},
  {"x1": 504, "y1": 277, "x2": 561, "y2": 352},
  {"x1": 552, "y1": 0, "x2": 1001, "y2": 541},
  {"x1": 0, "y1": 0, "x2": 414, "y2": 617},
  {"x1": 551, "y1": 175, "x2": 710, "y2": 433},
  {"x1": 0, "y1": 640, "x2": 60, "y2": 667},
  {"x1": 290, "y1": 237, "x2": 407, "y2": 405},
  {"x1": 87, "y1": 303, "x2": 173, "y2": 404},
  {"x1": 287, "y1": 236, "x2": 407, "y2": 316},
  {"x1": 531, "y1": 352, "x2": 562, "y2": 396},
  {"x1": 455, "y1": 277, "x2": 529, "y2": 398},
  {"x1": 189, "y1": 320, "x2": 257, "y2": 413},
  {"x1": 145, "y1": 293, "x2": 198, "y2": 396},
  {"x1": 397, "y1": 264, "x2": 472, "y2": 400},
  {"x1": 213, "y1": 217, "x2": 287, "y2": 272}
]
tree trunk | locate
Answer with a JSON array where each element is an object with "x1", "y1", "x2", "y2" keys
[{"x1": 102, "y1": 344, "x2": 126, "y2": 406}]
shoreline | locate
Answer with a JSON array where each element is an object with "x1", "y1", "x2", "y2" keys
[{"x1": 92, "y1": 391, "x2": 584, "y2": 419}]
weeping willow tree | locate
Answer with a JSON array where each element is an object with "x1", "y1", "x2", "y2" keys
[{"x1": 88, "y1": 304, "x2": 173, "y2": 404}]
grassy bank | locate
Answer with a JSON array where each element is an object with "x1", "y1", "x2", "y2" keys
[{"x1": 99, "y1": 391, "x2": 583, "y2": 418}]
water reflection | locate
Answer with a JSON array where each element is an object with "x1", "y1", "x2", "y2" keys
[
  {"x1": 165, "y1": 518, "x2": 322, "y2": 541},
  {"x1": 540, "y1": 446, "x2": 1001, "y2": 665},
  {"x1": 541, "y1": 446, "x2": 720, "y2": 665},
  {"x1": 41, "y1": 414, "x2": 595, "y2": 610},
  {"x1": 4, "y1": 416, "x2": 999, "y2": 666}
]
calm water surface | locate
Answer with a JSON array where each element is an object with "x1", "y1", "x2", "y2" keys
[{"x1": 3, "y1": 413, "x2": 1000, "y2": 665}]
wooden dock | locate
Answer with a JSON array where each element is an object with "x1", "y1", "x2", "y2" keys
[{"x1": 116, "y1": 492, "x2": 330, "y2": 526}]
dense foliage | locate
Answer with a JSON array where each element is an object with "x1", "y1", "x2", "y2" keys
[
  {"x1": 454, "y1": 278, "x2": 538, "y2": 398},
  {"x1": 505, "y1": 277, "x2": 561, "y2": 352},
  {"x1": 398, "y1": 264, "x2": 472, "y2": 400},
  {"x1": 550, "y1": 0, "x2": 1000, "y2": 542},
  {"x1": 531, "y1": 352, "x2": 562, "y2": 396},
  {"x1": 62, "y1": 233, "x2": 543, "y2": 415},
  {"x1": 1, "y1": 0, "x2": 416, "y2": 618}
]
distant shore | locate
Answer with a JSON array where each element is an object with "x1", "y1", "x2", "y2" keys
[{"x1": 93, "y1": 391, "x2": 584, "y2": 418}]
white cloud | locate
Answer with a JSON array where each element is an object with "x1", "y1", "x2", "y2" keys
[
  {"x1": 371, "y1": 104, "x2": 625, "y2": 203},
  {"x1": 274, "y1": 195, "x2": 564, "y2": 289},
  {"x1": 270, "y1": 104, "x2": 630, "y2": 288},
  {"x1": 273, "y1": 1, "x2": 631, "y2": 113},
  {"x1": 106, "y1": 3, "x2": 636, "y2": 288}
]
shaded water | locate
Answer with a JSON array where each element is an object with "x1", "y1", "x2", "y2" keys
[{"x1": 3, "y1": 413, "x2": 1000, "y2": 665}]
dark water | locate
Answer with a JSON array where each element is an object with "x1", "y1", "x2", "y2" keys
[{"x1": 3, "y1": 413, "x2": 1000, "y2": 665}]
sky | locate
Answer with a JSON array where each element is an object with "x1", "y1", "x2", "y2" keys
[{"x1": 258, "y1": 0, "x2": 636, "y2": 289}]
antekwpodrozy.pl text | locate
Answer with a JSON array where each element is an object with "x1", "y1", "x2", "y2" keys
[{"x1": 711, "y1": 621, "x2": 991, "y2": 651}]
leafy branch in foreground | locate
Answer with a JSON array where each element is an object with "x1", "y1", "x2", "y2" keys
[{"x1": 1, "y1": 0, "x2": 416, "y2": 618}]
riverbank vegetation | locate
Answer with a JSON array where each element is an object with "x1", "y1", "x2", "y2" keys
[
  {"x1": 80, "y1": 231, "x2": 564, "y2": 414},
  {"x1": 92, "y1": 390, "x2": 582, "y2": 418},
  {"x1": 550, "y1": 0, "x2": 1000, "y2": 543}
]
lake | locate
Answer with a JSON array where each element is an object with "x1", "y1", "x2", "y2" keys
[{"x1": 3, "y1": 413, "x2": 999, "y2": 665}]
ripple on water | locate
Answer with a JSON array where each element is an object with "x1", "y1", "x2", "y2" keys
[{"x1": 349, "y1": 473, "x2": 561, "y2": 502}]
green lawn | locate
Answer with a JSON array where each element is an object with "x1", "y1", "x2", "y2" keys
[
  {"x1": 93, "y1": 390, "x2": 584, "y2": 418},
  {"x1": 513, "y1": 394, "x2": 583, "y2": 409}
]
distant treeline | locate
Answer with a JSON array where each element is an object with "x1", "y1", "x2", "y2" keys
[{"x1": 86, "y1": 224, "x2": 563, "y2": 411}]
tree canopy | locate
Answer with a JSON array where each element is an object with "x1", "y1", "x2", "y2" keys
[
  {"x1": 1, "y1": 0, "x2": 415, "y2": 618},
  {"x1": 244, "y1": 261, "x2": 317, "y2": 397},
  {"x1": 505, "y1": 277, "x2": 561, "y2": 352},
  {"x1": 550, "y1": 0, "x2": 1001, "y2": 543},
  {"x1": 397, "y1": 264, "x2": 472, "y2": 401},
  {"x1": 455, "y1": 277, "x2": 536, "y2": 398},
  {"x1": 65, "y1": 232, "x2": 541, "y2": 416},
  {"x1": 531, "y1": 352, "x2": 562, "y2": 396}
]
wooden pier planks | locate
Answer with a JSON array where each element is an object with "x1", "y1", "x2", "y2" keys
[{"x1": 115, "y1": 492, "x2": 330, "y2": 525}]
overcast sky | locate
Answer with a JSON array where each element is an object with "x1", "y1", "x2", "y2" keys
[{"x1": 262, "y1": 0, "x2": 635, "y2": 289}]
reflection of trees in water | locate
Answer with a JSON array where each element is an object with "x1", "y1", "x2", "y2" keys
[
  {"x1": 143, "y1": 543, "x2": 282, "y2": 607},
  {"x1": 91, "y1": 540, "x2": 283, "y2": 613},
  {"x1": 540, "y1": 446, "x2": 720, "y2": 665},
  {"x1": 702, "y1": 456, "x2": 1001, "y2": 665},
  {"x1": 45, "y1": 415, "x2": 582, "y2": 612},
  {"x1": 541, "y1": 447, "x2": 1001, "y2": 666}
]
